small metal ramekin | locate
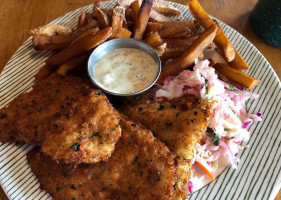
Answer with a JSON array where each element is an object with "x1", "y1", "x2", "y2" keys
[{"x1": 87, "y1": 38, "x2": 161, "y2": 96}]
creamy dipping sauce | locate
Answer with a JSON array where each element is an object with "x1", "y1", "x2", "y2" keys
[{"x1": 94, "y1": 48, "x2": 158, "y2": 94}]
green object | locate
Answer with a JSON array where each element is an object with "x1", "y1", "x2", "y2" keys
[{"x1": 250, "y1": 0, "x2": 281, "y2": 48}]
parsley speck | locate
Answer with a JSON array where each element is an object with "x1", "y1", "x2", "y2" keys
[
  {"x1": 91, "y1": 132, "x2": 101, "y2": 138},
  {"x1": 70, "y1": 143, "x2": 80, "y2": 151},
  {"x1": 157, "y1": 105, "x2": 165, "y2": 110},
  {"x1": 34, "y1": 131, "x2": 38, "y2": 137},
  {"x1": 131, "y1": 156, "x2": 138, "y2": 164},
  {"x1": 206, "y1": 127, "x2": 214, "y2": 134},
  {"x1": 211, "y1": 134, "x2": 220, "y2": 146},
  {"x1": 54, "y1": 112, "x2": 61, "y2": 118},
  {"x1": 166, "y1": 122, "x2": 173, "y2": 127},
  {"x1": 205, "y1": 79, "x2": 209, "y2": 95}
]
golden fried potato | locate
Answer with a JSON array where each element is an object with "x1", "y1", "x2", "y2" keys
[
  {"x1": 154, "y1": 42, "x2": 167, "y2": 57},
  {"x1": 32, "y1": 35, "x2": 75, "y2": 50},
  {"x1": 45, "y1": 27, "x2": 112, "y2": 66},
  {"x1": 0, "y1": 74, "x2": 121, "y2": 164},
  {"x1": 157, "y1": 24, "x2": 217, "y2": 83},
  {"x1": 56, "y1": 55, "x2": 89, "y2": 76},
  {"x1": 133, "y1": 0, "x2": 153, "y2": 40},
  {"x1": 145, "y1": 22, "x2": 163, "y2": 34},
  {"x1": 163, "y1": 34, "x2": 199, "y2": 47},
  {"x1": 150, "y1": 9, "x2": 171, "y2": 22},
  {"x1": 187, "y1": 0, "x2": 236, "y2": 62},
  {"x1": 159, "y1": 26, "x2": 191, "y2": 39},
  {"x1": 27, "y1": 117, "x2": 177, "y2": 199},
  {"x1": 93, "y1": 7, "x2": 110, "y2": 28},
  {"x1": 110, "y1": 6, "x2": 126, "y2": 39},
  {"x1": 29, "y1": 24, "x2": 72, "y2": 36},
  {"x1": 161, "y1": 20, "x2": 196, "y2": 31},
  {"x1": 143, "y1": 31, "x2": 163, "y2": 47},
  {"x1": 69, "y1": 27, "x2": 100, "y2": 46},
  {"x1": 152, "y1": 1, "x2": 181, "y2": 15},
  {"x1": 213, "y1": 63, "x2": 259, "y2": 89},
  {"x1": 161, "y1": 46, "x2": 188, "y2": 60}
]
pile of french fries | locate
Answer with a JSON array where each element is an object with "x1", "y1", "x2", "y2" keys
[{"x1": 30, "y1": 0, "x2": 259, "y2": 89}]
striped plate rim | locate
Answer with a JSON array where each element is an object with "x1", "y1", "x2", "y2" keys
[{"x1": 0, "y1": 0, "x2": 281, "y2": 200}]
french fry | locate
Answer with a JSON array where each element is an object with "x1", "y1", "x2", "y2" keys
[
  {"x1": 154, "y1": 42, "x2": 167, "y2": 57},
  {"x1": 118, "y1": 0, "x2": 141, "y2": 8},
  {"x1": 152, "y1": 1, "x2": 181, "y2": 15},
  {"x1": 57, "y1": 55, "x2": 89, "y2": 76},
  {"x1": 161, "y1": 46, "x2": 188, "y2": 60},
  {"x1": 213, "y1": 63, "x2": 259, "y2": 89},
  {"x1": 35, "y1": 65, "x2": 58, "y2": 81},
  {"x1": 159, "y1": 26, "x2": 191, "y2": 39},
  {"x1": 143, "y1": 32, "x2": 163, "y2": 47},
  {"x1": 131, "y1": 0, "x2": 141, "y2": 15},
  {"x1": 157, "y1": 24, "x2": 217, "y2": 83},
  {"x1": 29, "y1": 25, "x2": 72, "y2": 36},
  {"x1": 208, "y1": 58, "x2": 215, "y2": 67},
  {"x1": 120, "y1": 28, "x2": 132, "y2": 38},
  {"x1": 46, "y1": 27, "x2": 112, "y2": 66},
  {"x1": 77, "y1": 13, "x2": 99, "y2": 31},
  {"x1": 150, "y1": 10, "x2": 171, "y2": 22},
  {"x1": 111, "y1": 6, "x2": 125, "y2": 39},
  {"x1": 187, "y1": 0, "x2": 236, "y2": 62},
  {"x1": 93, "y1": 7, "x2": 109, "y2": 29},
  {"x1": 101, "y1": 8, "x2": 112, "y2": 17},
  {"x1": 133, "y1": 0, "x2": 153, "y2": 40},
  {"x1": 70, "y1": 27, "x2": 100, "y2": 46},
  {"x1": 111, "y1": 14, "x2": 123, "y2": 39},
  {"x1": 163, "y1": 34, "x2": 199, "y2": 47},
  {"x1": 160, "y1": 20, "x2": 196, "y2": 31},
  {"x1": 77, "y1": 12, "x2": 87, "y2": 29},
  {"x1": 113, "y1": 5, "x2": 126, "y2": 19},
  {"x1": 93, "y1": 0, "x2": 101, "y2": 7},
  {"x1": 229, "y1": 49, "x2": 250, "y2": 70},
  {"x1": 32, "y1": 35, "x2": 76, "y2": 50},
  {"x1": 145, "y1": 22, "x2": 163, "y2": 33},
  {"x1": 127, "y1": 8, "x2": 137, "y2": 22},
  {"x1": 212, "y1": 20, "x2": 236, "y2": 62}
]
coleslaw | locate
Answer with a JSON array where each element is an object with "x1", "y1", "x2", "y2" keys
[{"x1": 156, "y1": 59, "x2": 262, "y2": 193}]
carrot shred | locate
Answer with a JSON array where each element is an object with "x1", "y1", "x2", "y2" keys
[{"x1": 195, "y1": 161, "x2": 215, "y2": 180}]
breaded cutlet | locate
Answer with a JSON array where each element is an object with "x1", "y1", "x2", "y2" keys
[
  {"x1": 121, "y1": 95, "x2": 212, "y2": 199},
  {"x1": 27, "y1": 117, "x2": 178, "y2": 200},
  {"x1": 0, "y1": 74, "x2": 121, "y2": 164}
]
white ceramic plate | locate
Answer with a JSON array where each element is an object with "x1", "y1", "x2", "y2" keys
[{"x1": 1, "y1": 1, "x2": 281, "y2": 199}]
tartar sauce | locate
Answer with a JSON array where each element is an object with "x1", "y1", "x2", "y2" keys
[{"x1": 94, "y1": 48, "x2": 158, "y2": 94}]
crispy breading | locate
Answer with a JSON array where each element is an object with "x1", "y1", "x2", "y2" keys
[
  {"x1": 0, "y1": 74, "x2": 121, "y2": 164},
  {"x1": 27, "y1": 117, "x2": 177, "y2": 200},
  {"x1": 121, "y1": 95, "x2": 212, "y2": 199}
]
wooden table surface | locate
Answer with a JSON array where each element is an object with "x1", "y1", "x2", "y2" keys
[{"x1": 1, "y1": 0, "x2": 281, "y2": 199}]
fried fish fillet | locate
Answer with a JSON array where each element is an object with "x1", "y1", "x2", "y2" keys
[
  {"x1": 122, "y1": 95, "x2": 212, "y2": 199},
  {"x1": 27, "y1": 117, "x2": 177, "y2": 200},
  {"x1": 0, "y1": 74, "x2": 121, "y2": 164}
]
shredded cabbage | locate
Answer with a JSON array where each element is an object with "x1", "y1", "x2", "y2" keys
[{"x1": 156, "y1": 59, "x2": 262, "y2": 188}]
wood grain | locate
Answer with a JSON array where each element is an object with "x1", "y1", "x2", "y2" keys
[{"x1": 0, "y1": 0, "x2": 281, "y2": 199}]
